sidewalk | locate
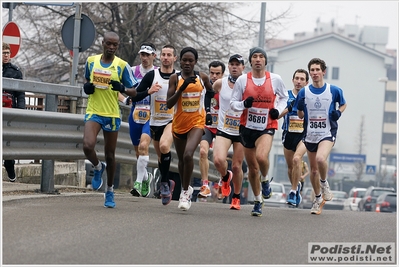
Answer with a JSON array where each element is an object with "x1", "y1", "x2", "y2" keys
[{"x1": 2, "y1": 181, "x2": 100, "y2": 202}]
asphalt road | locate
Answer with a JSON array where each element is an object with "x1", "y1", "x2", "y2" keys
[{"x1": 2, "y1": 192, "x2": 397, "y2": 265}]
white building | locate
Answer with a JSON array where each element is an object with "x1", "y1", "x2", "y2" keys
[{"x1": 264, "y1": 22, "x2": 397, "y2": 184}]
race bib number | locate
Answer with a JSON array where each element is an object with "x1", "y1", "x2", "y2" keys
[
  {"x1": 223, "y1": 109, "x2": 241, "y2": 134},
  {"x1": 288, "y1": 115, "x2": 304, "y2": 133},
  {"x1": 309, "y1": 112, "x2": 327, "y2": 129},
  {"x1": 181, "y1": 92, "x2": 200, "y2": 112},
  {"x1": 92, "y1": 68, "x2": 112, "y2": 89},
  {"x1": 246, "y1": 107, "x2": 268, "y2": 131},
  {"x1": 132, "y1": 104, "x2": 150, "y2": 124},
  {"x1": 154, "y1": 95, "x2": 173, "y2": 119}
]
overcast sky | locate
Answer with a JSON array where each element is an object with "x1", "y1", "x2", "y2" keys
[{"x1": 239, "y1": 1, "x2": 398, "y2": 49}]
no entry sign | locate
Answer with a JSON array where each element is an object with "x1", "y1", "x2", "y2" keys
[{"x1": 2, "y1": 21, "x2": 21, "y2": 58}]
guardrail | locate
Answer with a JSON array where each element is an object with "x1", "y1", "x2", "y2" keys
[{"x1": 2, "y1": 78, "x2": 219, "y2": 191}]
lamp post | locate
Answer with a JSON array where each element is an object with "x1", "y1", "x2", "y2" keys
[{"x1": 378, "y1": 77, "x2": 388, "y2": 187}]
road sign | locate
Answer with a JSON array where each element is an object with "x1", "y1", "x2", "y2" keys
[
  {"x1": 2, "y1": 21, "x2": 21, "y2": 58},
  {"x1": 61, "y1": 13, "x2": 95, "y2": 52},
  {"x1": 365, "y1": 165, "x2": 376, "y2": 175}
]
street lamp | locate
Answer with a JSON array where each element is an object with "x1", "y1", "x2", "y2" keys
[{"x1": 378, "y1": 77, "x2": 388, "y2": 187}]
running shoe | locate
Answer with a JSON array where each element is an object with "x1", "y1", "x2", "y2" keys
[
  {"x1": 161, "y1": 180, "x2": 175, "y2": 206},
  {"x1": 104, "y1": 191, "x2": 116, "y2": 208},
  {"x1": 320, "y1": 180, "x2": 333, "y2": 201},
  {"x1": 230, "y1": 198, "x2": 241, "y2": 210},
  {"x1": 216, "y1": 180, "x2": 223, "y2": 200},
  {"x1": 261, "y1": 177, "x2": 273, "y2": 199},
  {"x1": 310, "y1": 198, "x2": 326, "y2": 215},
  {"x1": 286, "y1": 192, "x2": 297, "y2": 206},
  {"x1": 251, "y1": 201, "x2": 263, "y2": 217},
  {"x1": 198, "y1": 185, "x2": 211, "y2": 198},
  {"x1": 6, "y1": 168, "x2": 16, "y2": 182},
  {"x1": 296, "y1": 182, "x2": 302, "y2": 206},
  {"x1": 130, "y1": 181, "x2": 142, "y2": 197},
  {"x1": 178, "y1": 186, "x2": 193, "y2": 211},
  {"x1": 221, "y1": 170, "x2": 232, "y2": 197},
  {"x1": 141, "y1": 172, "x2": 153, "y2": 197},
  {"x1": 92, "y1": 162, "x2": 105, "y2": 191}
]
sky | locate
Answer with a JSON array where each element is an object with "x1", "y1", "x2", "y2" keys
[{"x1": 239, "y1": 1, "x2": 398, "y2": 49}]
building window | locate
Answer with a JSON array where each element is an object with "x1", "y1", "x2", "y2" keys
[
  {"x1": 385, "y1": 91, "x2": 396, "y2": 102},
  {"x1": 332, "y1": 67, "x2": 339, "y2": 80},
  {"x1": 384, "y1": 112, "x2": 396, "y2": 123}
]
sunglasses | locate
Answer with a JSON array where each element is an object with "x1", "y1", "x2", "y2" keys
[{"x1": 140, "y1": 45, "x2": 155, "y2": 52}]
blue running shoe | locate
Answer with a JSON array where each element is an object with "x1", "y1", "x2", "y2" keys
[
  {"x1": 251, "y1": 201, "x2": 263, "y2": 217},
  {"x1": 104, "y1": 191, "x2": 115, "y2": 208},
  {"x1": 261, "y1": 177, "x2": 273, "y2": 199},
  {"x1": 161, "y1": 180, "x2": 175, "y2": 206},
  {"x1": 296, "y1": 182, "x2": 302, "y2": 206},
  {"x1": 92, "y1": 162, "x2": 105, "y2": 191},
  {"x1": 286, "y1": 192, "x2": 297, "y2": 206}
]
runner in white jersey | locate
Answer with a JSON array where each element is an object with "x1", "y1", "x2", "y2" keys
[
  {"x1": 212, "y1": 54, "x2": 246, "y2": 210},
  {"x1": 126, "y1": 44, "x2": 178, "y2": 206},
  {"x1": 198, "y1": 61, "x2": 225, "y2": 200},
  {"x1": 294, "y1": 57, "x2": 347, "y2": 215}
]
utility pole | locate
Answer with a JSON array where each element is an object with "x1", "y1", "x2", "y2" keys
[{"x1": 258, "y1": 2, "x2": 266, "y2": 49}]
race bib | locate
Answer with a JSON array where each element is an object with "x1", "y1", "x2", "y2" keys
[
  {"x1": 246, "y1": 107, "x2": 268, "y2": 131},
  {"x1": 92, "y1": 68, "x2": 112, "y2": 89},
  {"x1": 181, "y1": 92, "x2": 200, "y2": 112},
  {"x1": 288, "y1": 115, "x2": 304, "y2": 133},
  {"x1": 132, "y1": 104, "x2": 150, "y2": 124},
  {"x1": 154, "y1": 95, "x2": 173, "y2": 120},
  {"x1": 223, "y1": 109, "x2": 241, "y2": 134}
]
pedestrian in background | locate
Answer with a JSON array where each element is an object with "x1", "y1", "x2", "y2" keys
[
  {"x1": 2, "y1": 42, "x2": 24, "y2": 182},
  {"x1": 82, "y1": 31, "x2": 138, "y2": 208}
]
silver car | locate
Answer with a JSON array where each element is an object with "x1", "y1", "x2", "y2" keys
[
  {"x1": 343, "y1": 187, "x2": 367, "y2": 211},
  {"x1": 263, "y1": 182, "x2": 287, "y2": 208}
]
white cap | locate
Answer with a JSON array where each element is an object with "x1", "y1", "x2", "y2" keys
[{"x1": 138, "y1": 45, "x2": 156, "y2": 54}]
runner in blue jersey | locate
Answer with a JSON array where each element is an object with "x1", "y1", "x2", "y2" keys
[
  {"x1": 278, "y1": 69, "x2": 309, "y2": 207},
  {"x1": 294, "y1": 58, "x2": 347, "y2": 215}
]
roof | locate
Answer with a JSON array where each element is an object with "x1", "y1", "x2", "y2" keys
[{"x1": 267, "y1": 32, "x2": 394, "y2": 66}]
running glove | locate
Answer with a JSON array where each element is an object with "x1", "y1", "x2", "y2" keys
[
  {"x1": 83, "y1": 82, "x2": 95, "y2": 95},
  {"x1": 269, "y1": 108, "x2": 279, "y2": 120},
  {"x1": 179, "y1": 76, "x2": 197, "y2": 92},
  {"x1": 109, "y1": 80, "x2": 126, "y2": 93},
  {"x1": 243, "y1": 96, "x2": 254, "y2": 108}
]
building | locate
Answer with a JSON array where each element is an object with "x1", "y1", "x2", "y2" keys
[{"x1": 265, "y1": 21, "x2": 397, "y2": 184}]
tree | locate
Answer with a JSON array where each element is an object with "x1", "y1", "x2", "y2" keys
[
  {"x1": 4, "y1": 2, "x2": 292, "y2": 84},
  {"x1": 353, "y1": 115, "x2": 367, "y2": 181}
]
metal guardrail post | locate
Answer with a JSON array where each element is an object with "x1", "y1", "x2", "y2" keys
[{"x1": 40, "y1": 94, "x2": 58, "y2": 193}]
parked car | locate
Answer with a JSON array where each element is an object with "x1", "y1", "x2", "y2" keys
[
  {"x1": 358, "y1": 186, "x2": 396, "y2": 212},
  {"x1": 298, "y1": 187, "x2": 314, "y2": 209},
  {"x1": 375, "y1": 193, "x2": 397, "y2": 213},
  {"x1": 263, "y1": 182, "x2": 287, "y2": 208},
  {"x1": 343, "y1": 187, "x2": 367, "y2": 211},
  {"x1": 324, "y1": 190, "x2": 348, "y2": 210}
]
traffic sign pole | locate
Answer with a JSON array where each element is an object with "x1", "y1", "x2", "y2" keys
[{"x1": 71, "y1": 3, "x2": 81, "y2": 86}]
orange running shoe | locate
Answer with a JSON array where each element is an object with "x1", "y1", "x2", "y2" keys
[
  {"x1": 230, "y1": 198, "x2": 241, "y2": 210},
  {"x1": 198, "y1": 185, "x2": 211, "y2": 198},
  {"x1": 221, "y1": 170, "x2": 232, "y2": 197}
]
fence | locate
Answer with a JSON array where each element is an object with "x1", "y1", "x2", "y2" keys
[{"x1": 2, "y1": 78, "x2": 219, "y2": 191}]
